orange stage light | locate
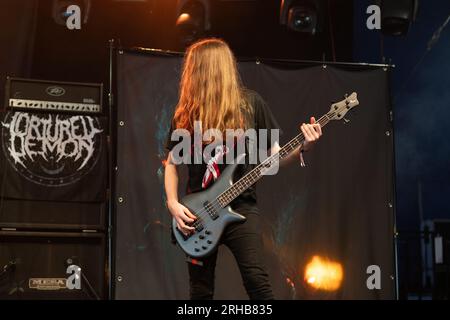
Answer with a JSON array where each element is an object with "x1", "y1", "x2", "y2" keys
[{"x1": 304, "y1": 255, "x2": 343, "y2": 291}]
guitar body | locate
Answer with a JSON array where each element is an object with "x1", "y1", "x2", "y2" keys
[{"x1": 172, "y1": 155, "x2": 247, "y2": 258}]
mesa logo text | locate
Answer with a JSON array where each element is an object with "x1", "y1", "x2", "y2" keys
[{"x1": 28, "y1": 265, "x2": 81, "y2": 290}]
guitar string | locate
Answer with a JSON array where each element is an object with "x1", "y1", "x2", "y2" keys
[
  {"x1": 214, "y1": 115, "x2": 331, "y2": 209},
  {"x1": 187, "y1": 114, "x2": 332, "y2": 230},
  {"x1": 187, "y1": 113, "x2": 332, "y2": 229},
  {"x1": 185, "y1": 111, "x2": 337, "y2": 230}
]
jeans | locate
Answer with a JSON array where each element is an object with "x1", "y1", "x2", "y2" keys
[{"x1": 187, "y1": 212, "x2": 274, "y2": 300}]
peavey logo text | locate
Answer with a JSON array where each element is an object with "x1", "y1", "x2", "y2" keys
[
  {"x1": 46, "y1": 86, "x2": 66, "y2": 97},
  {"x1": 1, "y1": 112, "x2": 102, "y2": 186}
]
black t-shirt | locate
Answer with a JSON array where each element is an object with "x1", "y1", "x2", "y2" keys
[{"x1": 165, "y1": 89, "x2": 281, "y2": 214}]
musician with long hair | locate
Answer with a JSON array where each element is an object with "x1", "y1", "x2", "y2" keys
[{"x1": 164, "y1": 38, "x2": 322, "y2": 300}]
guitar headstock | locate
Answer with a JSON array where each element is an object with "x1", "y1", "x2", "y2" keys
[{"x1": 327, "y1": 92, "x2": 359, "y2": 121}]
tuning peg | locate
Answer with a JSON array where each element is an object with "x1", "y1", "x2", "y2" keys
[
  {"x1": 343, "y1": 94, "x2": 351, "y2": 106},
  {"x1": 343, "y1": 118, "x2": 350, "y2": 124}
]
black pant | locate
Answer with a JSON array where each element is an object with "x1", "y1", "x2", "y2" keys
[{"x1": 188, "y1": 212, "x2": 274, "y2": 300}]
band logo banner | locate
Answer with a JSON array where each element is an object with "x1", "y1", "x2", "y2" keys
[{"x1": 0, "y1": 111, "x2": 107, "y2": 202}]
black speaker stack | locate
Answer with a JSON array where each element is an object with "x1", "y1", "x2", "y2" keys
[{"x1": 0, "y1": 77, "x2": 108, "y2": 299}]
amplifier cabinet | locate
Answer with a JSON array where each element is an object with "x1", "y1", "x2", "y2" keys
[
  {"x1": 0, "y1": 230, "x2": 106, "y2": 300},
  {"x1": 4, "y1": 77, "x2": 103, "y2": 115}
]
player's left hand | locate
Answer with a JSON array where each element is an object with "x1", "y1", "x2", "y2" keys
[{"x1": 301, "y1": 117, "x2": 322, "y2": 151}]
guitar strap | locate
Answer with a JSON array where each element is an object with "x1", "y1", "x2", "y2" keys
[
  {"x1": 186, "y1": 256, "x2": 204, "y2": 266},
  {"x1": 201, "y1": 144, "x2": 230, "y2": 189}
]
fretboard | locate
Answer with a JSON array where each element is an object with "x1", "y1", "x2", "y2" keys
[{"x1": 217, "y1": 114, "x2": 331, "y2": 207}]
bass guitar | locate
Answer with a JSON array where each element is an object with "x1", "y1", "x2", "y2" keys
[{"x1": 172, "y1": 92, "x2": 359, "y2": 258}]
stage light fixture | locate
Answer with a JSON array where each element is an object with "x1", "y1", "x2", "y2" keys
[
  {"x1": 280, "y1": 0, "x2": 319, "y2": 34},
  {"x1": 176, "y1": 0, "x2": 211, "y2": 46},
  {"x1": 379, "y1": 0, "x2": 419, "y2": 36}
]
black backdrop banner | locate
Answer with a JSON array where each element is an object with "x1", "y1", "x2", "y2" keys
[{"x1": 114, "y1": 50, "x2": 395, "y2": 299}]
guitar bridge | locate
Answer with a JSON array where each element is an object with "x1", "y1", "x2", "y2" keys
[{"x1": 176, "y1": 227, "x2": 190, "y2": 241}]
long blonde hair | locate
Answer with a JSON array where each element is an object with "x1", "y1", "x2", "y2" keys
[{"x1": 173, "y1": 38, "x2": 251, "y2": 135}]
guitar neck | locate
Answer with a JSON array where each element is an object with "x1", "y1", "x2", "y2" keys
[{"x1": 217, "y1": 114, "x2": 331, "y2": 207}]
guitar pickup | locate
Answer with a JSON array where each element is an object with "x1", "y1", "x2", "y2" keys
[
  {"x1": 203, "y1": 201, "x2": 219, "y2": 220},
  {"x1": 177, "y1": 221, "x2": 204, "y2": 240}
]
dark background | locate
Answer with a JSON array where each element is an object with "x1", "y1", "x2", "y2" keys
[{"x1": 1, "y1": 0, "x2": 449, "y2": 299}]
